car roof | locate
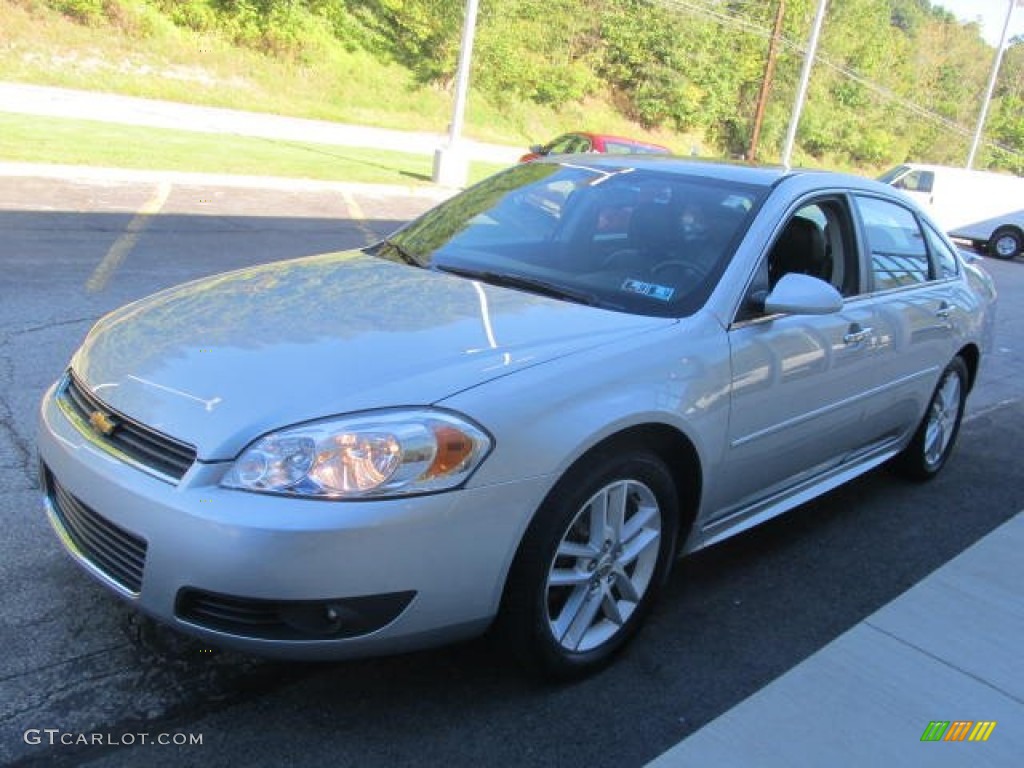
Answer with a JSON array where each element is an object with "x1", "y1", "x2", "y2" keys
[
  {"x1": 589, "y1": 133, "x2": 669, "y2": 148},
  {"x1": 553, "y1": 131, "x2": 668, "y2": 150},
  {"x1": 536, "y1": 154, "x2": 791, "y2": 186},
  {"x1": 536, "y1": 154, "x2": 899, "y2": 193}
]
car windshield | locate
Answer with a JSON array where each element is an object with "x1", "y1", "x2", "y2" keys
[
  {"x1": 373, "y1": 162, "x2": 765, "y2": 317},
  {"x1": 876, "y1": 165, "x2": 910, "y2": 184}
]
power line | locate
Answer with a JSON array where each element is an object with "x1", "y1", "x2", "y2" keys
[{"x1": 650, "y1": 0, "x2": 1024, "y2": 160}]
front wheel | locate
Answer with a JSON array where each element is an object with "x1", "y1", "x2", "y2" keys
[
  {"x1": 988, "y1": 227, "x2": 1022, "y2": 260},
  {"x1": 892, "y1": 357, "x2": 968, "y2": 481},
  {"x1": 498, "y1": 449, "x2": 679, "y2": 679}
]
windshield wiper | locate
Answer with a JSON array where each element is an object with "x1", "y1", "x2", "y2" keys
[
  {"x1": 375, "y1": 238, "x2": 423, "y2": 268},
  {"x1": 434, "y1": 264, "x2": 600, "y2": 307}
]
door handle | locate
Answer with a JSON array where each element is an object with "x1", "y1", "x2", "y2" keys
[
  {"x1": 935, "y1": 302, "x2": 952, "y2": 319},
  {"x1": 844, "y1": 324, "x2": 873, "y2": 345}
]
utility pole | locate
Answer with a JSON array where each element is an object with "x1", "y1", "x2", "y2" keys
[
  {"x1": 749, "y1": 0, "x2": 785, "y2": 162},
  {"x1": 781, "y1": 0, "x2": 828, "y2": 168},
  {"x1": 432, "y1": 0, "x2": 480, "y2": 187},
  {"x1": 966, "y1": 0, "x2": 1020, "y2": 169}
]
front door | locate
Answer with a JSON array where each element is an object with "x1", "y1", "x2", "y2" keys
[{"x1": 709, "y1": 198, "x2": 886, "y2": 524}]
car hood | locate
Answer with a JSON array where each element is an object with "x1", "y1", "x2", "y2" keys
[{"x1": 71, "y1": 251, "x2": 668, "y2": 459}]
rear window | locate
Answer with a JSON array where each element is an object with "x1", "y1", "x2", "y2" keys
[{"x1": 603, "y1": 141, "x2": 669, "y2": 156}]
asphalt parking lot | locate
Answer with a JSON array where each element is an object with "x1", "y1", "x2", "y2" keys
[{"x1": 2, "y1": 173, "x2": 1022, "y2": 767}]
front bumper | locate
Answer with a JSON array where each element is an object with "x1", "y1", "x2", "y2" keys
[{"x1": 37, "y1": 382, "x2": 550, "y2": 659}]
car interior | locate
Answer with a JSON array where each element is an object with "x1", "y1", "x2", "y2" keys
[{"x1": 765, "y1": 201, "x2": 858, "y2": 298}]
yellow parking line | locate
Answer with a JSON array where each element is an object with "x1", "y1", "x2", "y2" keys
[
  {"x1": 341, "y1": 189, "x2": 378, "y2": 246},
  {"x1": 86, "y1": 181, "x2": 172, "y2": 293}
]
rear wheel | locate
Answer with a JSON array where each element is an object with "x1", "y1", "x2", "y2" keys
[
  {"x1": 892, "y1": 357, "x2": 968, "y2": 481},
  {"x1": 498, "y1": 448, "x2": 679, "y2": 678},
  {"x1": 988, "y1": 227, "x2": 1022, "y2": 260}
]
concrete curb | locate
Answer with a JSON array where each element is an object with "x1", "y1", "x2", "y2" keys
[{"x1": 647, "y1": 510, "x2": 1024, "y2": 767}]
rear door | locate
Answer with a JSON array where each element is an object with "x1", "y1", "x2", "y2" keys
[{"x1": 851, "y1": 194, "x2": 961, "y2": 435}]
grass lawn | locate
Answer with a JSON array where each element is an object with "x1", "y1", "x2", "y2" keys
[
  {"x1": 0, "y1": 112, "x2": 511, "y2": 186},
  {"x1": 0, "y1": 0, "x2": 684, "y2": 153}
]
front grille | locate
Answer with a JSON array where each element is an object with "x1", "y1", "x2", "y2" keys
[
  {"x1": 44, "y1": 467, "x2": 147, "y2": 594},
  {"x1": 59, "y1": 373, "x2": 197, "y2": 482},
  {"x1": 176, "y1": 588, "x2": 415, "y2": 640}
]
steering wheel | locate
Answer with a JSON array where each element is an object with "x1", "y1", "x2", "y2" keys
[
  {"x1": 601, "y1": 248, "x2": 641, "y2": 270},
  {"x1": 650, "y1": 259, "x2": 709, "y2": 283}
]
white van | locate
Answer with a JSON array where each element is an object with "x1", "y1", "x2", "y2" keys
[{"x1": 878, "y1": 163, "x2": 1024, "y2": 259}]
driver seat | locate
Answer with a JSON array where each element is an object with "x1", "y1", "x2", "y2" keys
[
  {"x1": 627, "y1": 203, "x2": 677, "y2": 261},
  {"x1": 768, "y1": 217, "x2": 829, "y2": 287}
]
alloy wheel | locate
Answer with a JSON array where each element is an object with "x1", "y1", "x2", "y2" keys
[
  {"x1": 544, "y1": 479, "x2": 662, "y2": 653},
  {"x1": 923, "y1": 371, "x2": 962, "y2": 469}
]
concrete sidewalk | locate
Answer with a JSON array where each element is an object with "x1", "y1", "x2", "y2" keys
[
  {"x1": 0, "y1": 82, "x2": 523, "y2": 165},
  {"x1": 648, "y1": 511, "x2": 1023, "y2": 767}
]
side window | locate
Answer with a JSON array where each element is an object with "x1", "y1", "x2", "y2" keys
[
  {"x1": 737, "y1": 197, "x2": 859, "y2": 323},
  {"x1": 603, "y1": 141, "x2": 633, "y2": 155},
  {"x1": 854, "y1": 196, "x2": 930, "y2": 291},
  {"x1": 923, "y1": 224, "x2": 960, "y2": 279},
  {"x1": 893, "y1": 170, "x2": 934, "y2": 193},
  {"x1": 546, "y1": 135, "x2": 576, "y2": 155},
  {"x1": 764, "y1": 199, "x2": 858, "y2": 296},
  {"x1": 563, "y1": 135, "x2": 589, "y2": 154}
]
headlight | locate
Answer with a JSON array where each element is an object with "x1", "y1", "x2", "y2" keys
[{"x1": 221, "y1": 409, "x2": 492, "y2": 499}]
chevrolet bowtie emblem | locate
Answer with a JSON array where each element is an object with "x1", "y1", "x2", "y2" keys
[{"x1": 88, "y1": 409, "x2": 117, "y2": 436}]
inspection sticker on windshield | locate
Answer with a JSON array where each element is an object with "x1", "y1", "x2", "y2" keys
[{"x1": 621, "y1": 278, "x2": 675, "y2": 301}]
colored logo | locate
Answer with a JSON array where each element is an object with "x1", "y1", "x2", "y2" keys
[
  {"x1": 921, "y1": 721, "x2": 996, "y2": 742},
  {"x1": 88, "y1": 410, "x2": 118, "y2": 437}
]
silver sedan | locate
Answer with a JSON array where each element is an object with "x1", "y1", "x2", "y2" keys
[{"x1": 37, "y1": 158, "x2": 996, "y2": 677}]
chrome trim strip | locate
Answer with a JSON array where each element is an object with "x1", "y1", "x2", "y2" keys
[
  {"x1": 730, "y1": 366, "x2": 939, "y2": 448},
  {"x1": 696, "y1": 439, "x2": 902, "y2": 547},
  {"x1": 55, "y1": 374, "x2": 191, "y2": 485}
]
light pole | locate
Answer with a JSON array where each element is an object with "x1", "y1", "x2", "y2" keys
[
  {"x1": 432, "y1": 0, "x2": 480, "y2": 188},
  {"x1": 966, "y1": 0, "x2": 1021, "y2": 169},
  {"x1": 781, "y1": 0, "x2": 828, "y2": 168}
]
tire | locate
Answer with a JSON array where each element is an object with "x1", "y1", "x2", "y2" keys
[
  {"x1": 988, "y1": 226, "x2": 1022, "y2": 260},
  {"x1": 498, "y1": 448, "x2": 679, "y2": 679},
  {"x1": 892, "y1": 357, "x2": 968, "y2": 481}
]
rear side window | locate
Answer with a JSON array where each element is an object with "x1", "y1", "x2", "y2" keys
[
  {"x1": 854, "y1": 196, "x2": 929, "y2": 291},
  {"x1": 603, "y1": 141, "x2": 667, "y2": 155},
  {"x1": 603, "y1": 141, "x2": 635, "y2": 155},
  {"x1": 923, "y1": 224, "x2": 960, "y2": 279}
]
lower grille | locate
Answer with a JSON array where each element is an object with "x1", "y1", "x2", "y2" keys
[
  {"x1": 176, "y1": 588, "x2": 415, "y2": 640},
  {"x1": 44, "y1": 467, "x2": 147, "y2": 594}
]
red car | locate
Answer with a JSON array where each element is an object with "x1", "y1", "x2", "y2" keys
[{"x1": 519, "y1": 131, "x2": 671, "y2": 163}]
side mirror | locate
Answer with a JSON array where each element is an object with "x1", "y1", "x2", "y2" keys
[
  {"x1": 529, "y1": 144, "x2": 544, "y2": 155},
  {"x1": 763, "y1": 273, "x2": 843, "y2": 315}
]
